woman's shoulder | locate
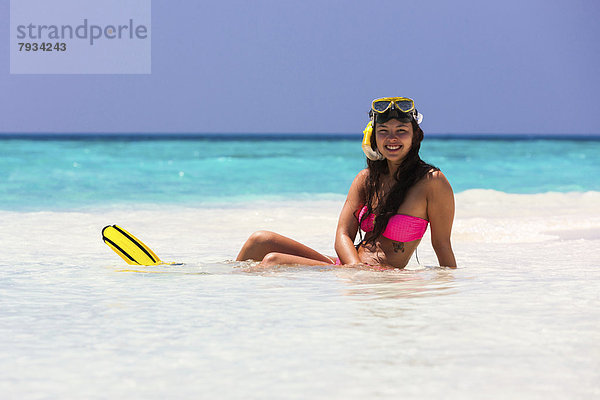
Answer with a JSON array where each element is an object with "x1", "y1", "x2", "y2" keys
[
  {"x1": 339, "y1": 169, "x2": 368, "y2": 209},
  {"x1": 346, "y1": 169, "x2": 369, "y2": 199},
  {"x1": 425, "y1": 168, "x2": 446, "y2": 181},
  {"x1": 352, "y1": 168, "x2": 370, "y2": 184},
  {"x1": 357, "y1": 168, "x2": 369, "y2": 178},
  {"x1": 422, "y1": 168, "x2": 454, "y2": 196}
]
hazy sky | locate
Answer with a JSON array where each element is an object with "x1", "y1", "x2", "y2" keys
[{"x1": 2, "y1": 0, "x2": 599, "y2": 134}]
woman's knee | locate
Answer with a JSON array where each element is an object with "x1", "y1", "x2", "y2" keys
[
  {"x1": 247, "y1": 230, "x2": 275, "y2": 244},
  {"x1": 260, "y1": 252, "x2": 282, "y2": 267},
  {"x1": 237, "y1": 231, "x2": 279, "y2": 262}
]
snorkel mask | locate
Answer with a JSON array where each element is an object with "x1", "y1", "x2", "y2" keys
[{"x1": 361, "y1": 97, "x2": 424, "y2": 160}]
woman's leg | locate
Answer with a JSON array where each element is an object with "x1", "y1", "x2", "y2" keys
[
  {"x1": 259, "y1": 252, "x2": 333, "y2": 267},
  {"x1": 236, "y1": 230, "x2": 334, "y2": 265}
]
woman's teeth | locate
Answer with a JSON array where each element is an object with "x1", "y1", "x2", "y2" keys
[{"x1": 386, "y1": 145, "x2": 401, "y2": 150}]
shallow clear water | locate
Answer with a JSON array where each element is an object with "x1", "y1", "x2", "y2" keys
[{"x1": 1, "y1": 137, "x2": 600, "y2": 399}]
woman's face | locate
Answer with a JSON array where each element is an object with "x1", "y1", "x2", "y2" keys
[{"x1": 375, "y1": 119, "x2": 413, "y2": 162}]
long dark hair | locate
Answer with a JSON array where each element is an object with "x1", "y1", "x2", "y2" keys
[{"x1": 359, "y1": 111, "x2": 438, "y2": 246}]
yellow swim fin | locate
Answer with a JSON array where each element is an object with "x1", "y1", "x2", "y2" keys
[{"x1": 102, "y1": 225, "x2": 163, "y2": 266}]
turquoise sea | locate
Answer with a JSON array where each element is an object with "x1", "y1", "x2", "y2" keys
[
  {"x1": 1, "y1": 134, "x2": 599, "y2": 400},
  {"x1": 1, "y1": 134, "x2": 599, "y2": 210}
]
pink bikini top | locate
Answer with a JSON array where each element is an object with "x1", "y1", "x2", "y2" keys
[{"x1": 357, "y1": 205, "x2": 428, "y2": 242}]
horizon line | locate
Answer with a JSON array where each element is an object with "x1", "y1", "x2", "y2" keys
[{"x1": 1, "y1": 131, "x2": 599, "y2": 141}]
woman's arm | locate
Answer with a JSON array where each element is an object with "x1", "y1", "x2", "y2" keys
[
  {"x1": 426, "y1": 171, "x2": 457, "y2": 268},
  {"x1": 334, "y1": 169, "x2": 368, "y2": 265}
]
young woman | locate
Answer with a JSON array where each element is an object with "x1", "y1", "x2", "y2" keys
[{"x1": 236, "y1": 97, "x2": 457, "y2": 268}]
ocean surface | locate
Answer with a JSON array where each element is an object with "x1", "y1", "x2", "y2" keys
[
  {"x1": 1, "y1": 135, "x2": 599, "y2": 210},
  {"x1": 1, "y1": 134, "x2": 599, "y2": 399}
]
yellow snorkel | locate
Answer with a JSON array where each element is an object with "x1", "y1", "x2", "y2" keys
[{"x1": 362, "y1": 120, "x2": 384, "y2": 161}]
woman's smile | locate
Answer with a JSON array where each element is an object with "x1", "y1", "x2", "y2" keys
[{"x1": 384, "y1": 144, "x2": 402, "y2": 151}]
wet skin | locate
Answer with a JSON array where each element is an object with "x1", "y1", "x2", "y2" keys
[{"x1": 356, "y1": 119, "x2": 428, "y2": 267}]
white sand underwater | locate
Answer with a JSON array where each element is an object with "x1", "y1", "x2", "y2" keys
[{"x1": 1, "y1": 190, "x2": 599, "y2": 399}]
